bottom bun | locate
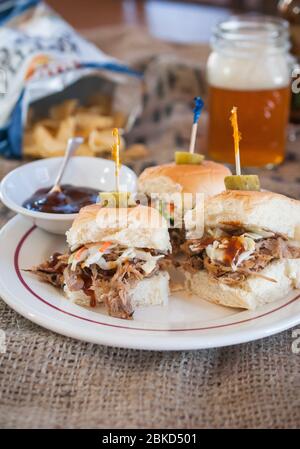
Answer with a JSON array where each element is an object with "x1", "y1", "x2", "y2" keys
[
  {"x1": 184, "y1": 259, "x2": 300, "y2": 310},
  {"x1": 64, "y1": 271, "x2": 170, "y2": 309}
]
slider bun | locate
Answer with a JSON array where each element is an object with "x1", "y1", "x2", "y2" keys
[
  {"x1": 184, "y1": 259, "x2": 300, "y2": 310},
  {"x1": 64, "y1": 271, "x2": 170, "y2": 308},
  {"x1": 66, "y1": 204, "x2": 171, "y2": 252},
  {"x1": 138, "y1": 161, "x2": 231, "y2": 197},
  {"x1": 205, "y1": 190, "x2": 300, "y2": 240}
]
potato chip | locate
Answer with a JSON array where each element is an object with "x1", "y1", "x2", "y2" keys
[
  {"x1": 113, "y1": 111, "x2": 127, "y2": 128},
  {"x1": 74, "y1": 113, "x2": 114, "y2": 131},
  {"x1": 50, "y1": 99, "x2": 78, "y2": 120},
  {"x1": 88, "y1": 129, "x2": 125, "y2": 154},
  {"x1": 75, "y1": 143, "x2": 95, "y2": 157},
  {"x1": 38, "y1": 118, "x2": 60, "y2": 131},
  {"x1": 56, "y1": 117, "x2": 76, "y2": 142},
  {"x1": 23, "y1": 98, "x2": 147, "y2": 161},
  {"x1": 33, "y1": 124, "x2": 65, "y2": 153},
  {"x1": 23, "y1": 130, "x2": 41, "y2": 158}
]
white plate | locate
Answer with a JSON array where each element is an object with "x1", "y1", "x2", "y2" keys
[{"x1": 1, "y1": 215, "x2": 300, "y2": 350}]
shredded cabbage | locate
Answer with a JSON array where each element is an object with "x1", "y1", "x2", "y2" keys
[
  {"x1": 206, "y1": 235, "x2": 256, "y2": 269},
  {"x1": 68, "y1": 244, "x2": 163, "y2": 274}
]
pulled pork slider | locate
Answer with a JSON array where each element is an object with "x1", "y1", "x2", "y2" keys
[
  {"x1": 29, "y1": 204, "x2": 171, "y2": 319},
  {"x1": 183, "y1": 190, "x2": 300, "y2": 310},
  {"x1": 138, "y1": 161, "x2": 231, "y2": 252}
]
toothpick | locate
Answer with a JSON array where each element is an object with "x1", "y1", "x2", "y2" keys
[
  {"x1": 112, "y1": 128, "x2": 121, "y2": 192},
  {"x1": 189, "y1": 97, "x2": 204, "y2": 154},
  {"x1": 230, "y1": 106, "x2": 241, "y2": 176}
]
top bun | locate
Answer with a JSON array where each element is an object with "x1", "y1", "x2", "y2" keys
[
  {"x1": 205, "y1": 190, "x2": 300, "y2": 239},
  {"x1": 66, "y1": 204, "x2": 171, "y2": 252},
  {"x1": 138, "y1": 161, "x2": 231, "y2": 197}
]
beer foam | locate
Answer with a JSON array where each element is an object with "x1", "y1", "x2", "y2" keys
[{"x1": 207, "y1": 49, "x2": 290, "y2": 90}]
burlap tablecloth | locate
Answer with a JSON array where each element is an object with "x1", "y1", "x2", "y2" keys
[{"x1": 1, "y1": 25, "x2": 300, "y2": 429}]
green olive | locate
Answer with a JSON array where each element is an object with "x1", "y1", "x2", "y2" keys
[
  {"x1": 175, "y1": 151, "x2": 205, "y2": 165},
  {"x1": 225, "y1": 175, "x2": 261, "y2": 192},
  {"x1": 99, "y1": 192, "x2": 136, "y2": 207}
]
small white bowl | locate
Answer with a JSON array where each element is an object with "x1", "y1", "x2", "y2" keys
[{"x1": 0, "y1": 156, "x2": 137, "y2": 235}]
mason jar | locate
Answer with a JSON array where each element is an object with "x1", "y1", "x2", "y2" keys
[{"x1": 207, "y1": 15, "x2": 291, "y2": 168}]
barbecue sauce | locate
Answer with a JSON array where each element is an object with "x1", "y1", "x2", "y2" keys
[
  {"x1": 223, "y1": 237, "x2": 244, "y2": 265},
  {"x1": 81, "y1": 271, "x2": 96, "y2": 308},
  {"x1": 23, "y1": 184, "x2": 99, "y2": 214}
]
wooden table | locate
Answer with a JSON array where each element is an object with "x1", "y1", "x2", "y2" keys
[{"x1": 47, "y1": 0, "x2": 279, "y2": 43}]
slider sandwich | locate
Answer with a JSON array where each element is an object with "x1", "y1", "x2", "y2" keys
[
  {"x1": 138, "y1": 96, "x2": 231, "y2": 253},
  {"x1": 29, "y1": 202, "x2": 171, "y2": 319},
  {"x1": 138, "y1": 156, "x2": 231, "y2": 252},
  {"x1": 183, "y1": 190, "x2": 300, "y2": 309}
]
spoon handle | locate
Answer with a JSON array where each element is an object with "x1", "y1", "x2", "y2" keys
[{"x1": 50, "y1": 137, "x2": 84, "y2": 193}]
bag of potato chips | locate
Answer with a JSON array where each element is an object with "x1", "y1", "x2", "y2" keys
[{"x1": 0, "y1": 0, "x2": 142, "y2": 158}]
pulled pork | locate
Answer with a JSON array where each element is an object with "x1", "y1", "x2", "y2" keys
[
  {"x1": 182, "y1": 233, "x2": 300, "y2": 286},
  {"x1": 28, "y1": 247, "x2": 164, "y2": 320},
  {"x1": 169, "y1": 227, "x2": 186, "y2": 254},
  {"x1": 140, "y1": 194, "x2": 186, "y2": 254},
  {"x1": 26, "y1": 252, "x2": 69, "y2": 288}
]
